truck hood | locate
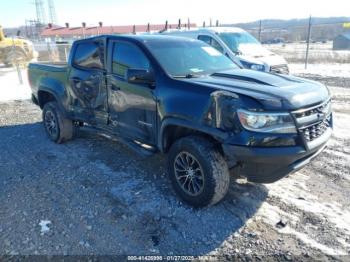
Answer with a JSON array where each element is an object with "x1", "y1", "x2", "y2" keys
[
  {"x1": 183, "y1": 69, "x2": 330, "y2": 110},
  {"x1": 237, "y1": 43, "x2": 287, "y2": 66},
  {"x1": 238, "y1": 43, "x2": 272, "y2": 57}
]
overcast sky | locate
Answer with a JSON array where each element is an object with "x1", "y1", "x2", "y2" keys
[{"x1": 1, "y1": 0, "x2": 349, "y2": 27}]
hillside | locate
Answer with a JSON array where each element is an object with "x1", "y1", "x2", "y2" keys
[{"x1": 224, "y1": 16, "x2": 350, "y2": 42}]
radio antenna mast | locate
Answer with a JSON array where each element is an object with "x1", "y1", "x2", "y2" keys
[
  {"x1": 47, "y1": 0, "x2": 58, "y2": 24},
  {"x1": 34, "y1": 0, "x2": 47, "y2": 25}
]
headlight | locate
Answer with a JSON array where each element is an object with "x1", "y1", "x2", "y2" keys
[
  {"x1": 237, "y1": 109, "x2": 297, "y2": 133},
  {"x1": 250, "y1": 64, "x2": 265, "y2": 71},
  {"x1": 241, "y1": 61, "x2": 265, "y2": 71}
]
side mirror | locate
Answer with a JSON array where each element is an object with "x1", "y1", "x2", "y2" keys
[{"x1": 126, "y1": 68, "x2": 155, "y2": 87}]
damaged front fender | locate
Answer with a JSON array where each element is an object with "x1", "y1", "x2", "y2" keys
[{"x1": 204, "y1": 90, "x2": 261, "y2": 134}]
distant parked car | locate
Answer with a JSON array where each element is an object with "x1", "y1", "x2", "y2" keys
[
  {"x1": 161, "y1": 27, "x2": 289, "y2": 74},
  {"x1": 263, "y1": 38, "x2": 285, "y2": 44}
]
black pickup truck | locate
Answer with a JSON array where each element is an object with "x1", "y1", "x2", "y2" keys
[{"x1": 28, "y1": 35, "x2": 332, "y2": 207}]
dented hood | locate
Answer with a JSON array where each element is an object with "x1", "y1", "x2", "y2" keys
[{"x1": 185, "y1": 69, "x2": 330, "y2": 110}]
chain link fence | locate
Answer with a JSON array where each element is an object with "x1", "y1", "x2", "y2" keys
[
  {"x1": 33, "y1": 42, "x2": 72, "y2": 63},
  {"x1": 264, "y1": 42, "x2": 350, "y2": 64},
  {"x1": 241, "y1": 19, "x2": 350, "y2": 66}
]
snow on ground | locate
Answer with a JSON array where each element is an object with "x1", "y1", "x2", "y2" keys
[
  {"x1": 260, "y1": 173, "x2": 350, "y2": 255},
  {"x1": 289, "y1": 63, "x2": 350, "y2": 78},
  {"x1": 0, "y1": 67, "x2": 31, "y2": 102}
]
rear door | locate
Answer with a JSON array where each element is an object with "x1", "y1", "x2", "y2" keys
[
  {"x1": 106, "y1": 40, "x2": 157, "y2": 145},
  {"x1": 68, "y1": 39, "x2": 108, "y2": 124}
]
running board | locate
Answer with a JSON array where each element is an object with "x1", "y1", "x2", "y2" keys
[{"x1": 80, "y1": 125, "x2": 157, "y2": 157}]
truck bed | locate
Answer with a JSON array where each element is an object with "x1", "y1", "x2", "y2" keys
[
  {"x1": 29, "y1": 62, "x2": 68, "y2": 72},
  {"x1": 28, "y1": 62, "x2": 68, "y2": 96}
]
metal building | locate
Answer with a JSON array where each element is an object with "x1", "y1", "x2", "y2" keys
[{"x1": 333, "y1": 32, "x2": 350, "y2": 50}]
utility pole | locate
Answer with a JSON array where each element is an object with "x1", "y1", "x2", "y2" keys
[
  {"x1": 97, "y1": 21, "x2": 102, "y2": 35},
  {"x1": 258, "y1": 20, "x2": 262, "y2": 41},
  {"x1": 12, "y1": 37, "x2": 23, "y2": 85},
  {"x1": 82, "y1": 22, "x2": 86, "y2": 38},
  {"x1": 305, "y1": 15, "x2": 312, "y2": 69}
]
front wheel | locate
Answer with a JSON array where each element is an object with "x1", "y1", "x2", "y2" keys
[
  {"x1": 168, "y1": 136, "x2": 230, "y2": 207},
  {"x1": 42, "y1": 102, "x2": 74, "y2": 144}
]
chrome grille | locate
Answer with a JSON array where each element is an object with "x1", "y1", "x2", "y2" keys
[
  {"x1": 299, "y1": 115, "x2": 331, "y2": 142},
  {"x1": 292, "y1": 99, "x2": 332, "y2": 143},
  {"x1": 270, "y1": 64, "x2": 289, "y2": 74},
  {"x1": 294, "y1": 99, "x2": 331, "y2": 118}
]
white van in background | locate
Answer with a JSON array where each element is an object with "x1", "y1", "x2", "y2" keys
[{"x1": 162, "y1": 27, "x2": 289, "y2": 74}]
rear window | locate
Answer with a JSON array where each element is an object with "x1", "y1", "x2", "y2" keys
[{"x1": 73, "y1": 41, "x2": 104, "y2": 69}]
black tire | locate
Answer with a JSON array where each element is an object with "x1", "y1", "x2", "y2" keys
[
  {"x1": 42, "y1": 102, "x2": 74, "y2": 144},
  {"x1": 167, "y1": 136, "x2": 230, "y2": 207}
]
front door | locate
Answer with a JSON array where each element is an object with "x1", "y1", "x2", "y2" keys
[{"x1": 107, "y1": 40, "x2": 157, "y2": 145}]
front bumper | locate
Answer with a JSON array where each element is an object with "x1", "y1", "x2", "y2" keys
[{"x1": 222, "y1": 127, "x2": 332, "y2": 183}]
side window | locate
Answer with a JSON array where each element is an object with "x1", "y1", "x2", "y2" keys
[
  {"x1": 73, "y1": 41, "x2": 104, "y2": 69},
  {"x1": 112, "y1": 42, "x2": 150, "y2": 77},
  {"x1": 198, "y1": 35, "x2": 224, "y2": 53},
  {"x1": 198, "y1": 35, "x2": 211, "y2": 45}
]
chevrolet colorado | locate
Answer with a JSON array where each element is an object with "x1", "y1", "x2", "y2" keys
[{"x1": 28, "y1": 35, "x2": 332, "y2": 207}]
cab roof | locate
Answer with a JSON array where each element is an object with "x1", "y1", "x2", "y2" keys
[{"x1": 74, "y1": 34, "x2": 199, "y2": 44}]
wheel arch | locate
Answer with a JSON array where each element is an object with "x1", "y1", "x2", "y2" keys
[
  {"x1": 159, "y1": 118, "x2": 228, "y2": 154},
  {"x1": 38, "y1": 89, "x2": 57, "y2": 108},
  {"x1": 37, "y1": 87, "x2": 68, "y2": 118}
]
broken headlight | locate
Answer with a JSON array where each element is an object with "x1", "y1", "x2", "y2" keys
[{"x1": 237, "y1": 109, "x2": 297, "y2": 133}]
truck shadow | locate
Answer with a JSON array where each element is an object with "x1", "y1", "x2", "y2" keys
[
  {"x1": 0, "y1": 122, "x2": 268, "y2": 256},
  {"x1": 79, "y1": 129, "x2": 269, "y2": 255}
]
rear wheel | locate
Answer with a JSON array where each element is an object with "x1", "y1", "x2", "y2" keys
[
  {"x1": 168, "y1": 136, "x2": 230, "y2": 207},
  {"x1": 42, "y1": 102, "x2": 74, "y2": 143}
]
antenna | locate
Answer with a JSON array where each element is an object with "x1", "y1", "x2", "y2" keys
[
  {"x1": 34, "y1": 0, "x2": 47, "y2": 25},
  {"x1": 47, "y1": 0, "x2": 58, "y2": 25}
]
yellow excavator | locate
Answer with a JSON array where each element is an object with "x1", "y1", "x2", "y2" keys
[{"x1": 0, "y1": 25, "x2": 37, "y2": 66}]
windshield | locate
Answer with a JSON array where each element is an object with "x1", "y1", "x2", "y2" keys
[
  {"x1": 219, "y1": 32, "x2": 260, "y2": 53},
  {"x1": 145, "y1": 40, "x2": 239, "y2": 77}
]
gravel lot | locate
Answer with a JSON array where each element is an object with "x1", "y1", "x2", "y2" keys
[{"x1": 0, "y1": 66, "x2": 349, "y2": 260}]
